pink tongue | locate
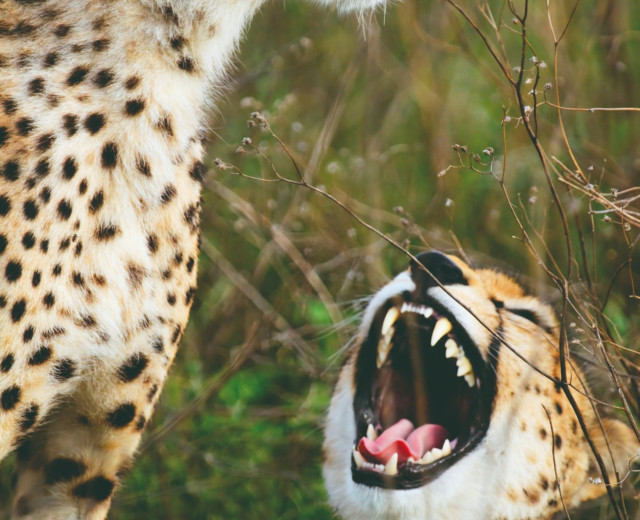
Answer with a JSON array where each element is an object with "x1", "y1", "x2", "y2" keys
[{"x1": 358, "y1": 419, "x2": 449, "y2": 465}]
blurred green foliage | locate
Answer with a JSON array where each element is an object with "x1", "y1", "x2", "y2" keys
[{"x1": 2, "y1": 1, "x2": 640, "y2": 518}]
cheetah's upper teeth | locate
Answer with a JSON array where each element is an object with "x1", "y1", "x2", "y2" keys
[
  {"x1": 444, "y1": 338, "x2": 460, "y2": 358},
  {"x1": 381, "y1": 307, "x2": 400, "y2": 336},
  {"x1": 400, "y1": 303, "x2": 433, "y2": 319},
  {"x1": 456, "y1": 356, "x2": 472, "y2": 377},
  {"x1": 431, "y1": 317, "x2": 452, "y2": 346}
]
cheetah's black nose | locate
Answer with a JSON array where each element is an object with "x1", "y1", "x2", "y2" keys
[{"x1": 410, "y1": 250, "x2": 467, "y2": 294}]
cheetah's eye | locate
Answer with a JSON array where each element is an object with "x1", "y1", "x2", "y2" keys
[{"x1": 507, "y1": 308, "x2": 540, "y2": 326}]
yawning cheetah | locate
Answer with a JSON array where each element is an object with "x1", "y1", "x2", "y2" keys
[{"x1": 324, "y1": 251, "x2": 637, "y2": 519}]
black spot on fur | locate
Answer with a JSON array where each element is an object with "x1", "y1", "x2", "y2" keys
[
  {"x1": 40, "y1": 186, "x2": 51, "y2": 202},
  {"x1": 107, "y1": 403, "x2": 136, "y2": 428},
  {"x1": 157, "y1": 116, "x2": 173, "y2": 136},
  {"x1": 67, "y1": 66, "x2": 89, "y2": 86},
  {"x1": 135, "y1": 415, "x2": 146, "y2": 431},
  {"x1": 40, "y1": 239, "x2": 49, "y2": 252},
  {"x1": 63, "y1": 157, "x2": 77, "y2": 179},
  {"x1": 171, "y1": 325, "x2": 182, "y2": 344},
  {"x1": 146, "y1": 234, "x2": 158, "y2": 253},
  {"x1": 23, "y1": 326, "x2": 34, "y2": 342},
  {"x1": 11, "y1": 299, "x2": 26, "y2": 322},
  {"x1": 151, "y1": 337, "x2": 163, "y2": 353},
  {"x1": 136, "y1": 156, "x2": 151, "y2": 176},
  {"x1": 28, "y1": 346, "x2": 51, "y2": 365},
  {"x1": 19, "y1": 404, "x2": 39, "y2": 431},
  {"x1": 554, "y1": 434, "x2": 562, "y2": 450},
  {"x1": 0, "y1": 195, "x2": 10, "y2": 215},
  {"x1": 5, "y1": 260, "x2": 22, "y2": 282},
  {"x1": 52, "y1": 358, "x2": 75, "y2": 381},
  {"x1": 185, "y1": 287, "x2": 195, "y2": 305},
  {"x1": 1, "y1": 354, "x2": 14, "y2": 373},
  {"x1": 94, "y1": 69, "x2": 114, "y2": 88},
  {"x1": 36, "y1": 132, "x2": 55, "y2": 151},
  {"x1": 54, "y1": 24, "x2": 70, "y2": 37},
  {"x1": 125, "y1": 99, "x2": 145, "y2": 116},
  {"x1": 160, "y1": 184, "x2": 176, "y2": 204},
  {"x1": 46, "y1": 458, "x2": 86, "y2": 484},
  {"x1": 63, "y1": 114, "x2": 78, "y2": 136},
  {"x1": 0, "y1": 235, "x2": 6, "y2": 254},
  {"x1": 177, "y1": 56, "x2": 195, "y2": 72},
  {"x1": 95, "y1": 223, "x2": 119, "y2": 241},
  {"x1": 72, "y1": 476, "x2": 114, "y2": 502},
  {"x1": 57, "y1": 199, "x2": 72, "y2": 220},
  {"x1": 117, "y1": 354, "x2": 148, "y2": 382},
  {"x1": 101, "y1": 142, "x2": 118, "y2": 169},
  {"x1": 35, "y1": 158, "x2": 50, "y2": 177},
  {"x1": 43, "y1": 292, "x2": 55, "y2": 308},
  {"x1": 147, "y1": 384, "x2": 159, "y2": 401},
  {"x1": 78, "y1": 179, "x2": 88, "y2": 195},
  {"x1": 72, "y1": 271, "x2": 85, "y2": 286},
  {"x1": 189, "y1": 161, "x2": 206, "y2": 183},
  {"x1": 84, "y1": 113, "x2": 106, "y2": 134},
  {"x1": 1, "y1": 385, "x2": 20, "y2": 410},
  {"x1": 89, "y1": 191, "x2": 104, "y2": 213},
  {"x1": 52, "y1": 263, "x2": 62, "y2": 276},
  {"x1": 124, "y1": 75, "x2": 140, "y2": 90},
  {"x1": 31, "y1": 271, "x2": 41, "y2": 287},
  {"x1": 170, "y1": 35, "x2": 185, "y2": 50},
  {"x1": 44, "y1": 51, "x2": 59, "y2": 67},
  {"x1": 92, "y1": 38, "x2": 110, "y2": 52},
  {"x1": 3, "y1": 98, "x2": 17, "y2": 114},
  {"x1": 0, "y1": 126, "x2": 8, "y2": 148},
  {"x1": 23, "y1": 199, "x2": 38, "y2": 220},
  {"x1": 183, "y1": 203, "x2": 199, "y2": 233},
  {"x1": 28, "y1": 77, "x2": 45, "y2": 95},
  {"x1": 16, "y1": 117, "x2": 34, "y2": 136},
  {"x1": 3, "y1": 160, "x2": 19, "y2": 181}
]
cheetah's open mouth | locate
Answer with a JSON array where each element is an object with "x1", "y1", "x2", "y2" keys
[{"x1": 351, "y1": 295, "x2": 496, "y2": 489}]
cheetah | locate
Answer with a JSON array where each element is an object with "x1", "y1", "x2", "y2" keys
[
  {"x1": 0, "y1": 0, "x2": 385, "y2": 518},
  {"x1": 323, "y1": 250, "x2": 638, "y2": 519}
]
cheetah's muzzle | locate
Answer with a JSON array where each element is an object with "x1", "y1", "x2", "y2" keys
[{"x1": 349, "y1": 289, "x2": 497, "y2": 489}]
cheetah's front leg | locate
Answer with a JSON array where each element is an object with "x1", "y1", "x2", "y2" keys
[{"x1": 11, "y1": 349, "x2": 168, "y2": 520}]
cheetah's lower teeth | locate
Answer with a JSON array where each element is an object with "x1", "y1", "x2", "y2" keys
[{"x1": 419, "y1": 438, "x2": 452, "y2": 464}]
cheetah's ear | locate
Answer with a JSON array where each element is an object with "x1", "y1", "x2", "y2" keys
[{"x1": 576, "y1": 417, "x2": 639, "y2": 504}]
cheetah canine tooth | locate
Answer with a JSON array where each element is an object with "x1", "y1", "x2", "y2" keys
[
  {"x1": 376, "y1": 333, "x2": 393, "y2": 368},
  {"x1": 366, "y1": 424, "x2": 378, "y2": 441},
  {"x1": 381, "y1": 306, "x2": 400, "y2": 336},
  {"x1": 431, "y1": 317, "x2": 452, "y2": 346},
  {"x1": 353, "y1": 447, "x2": 366, "y2": 468},
  {"x1": 384, "y1": 452, "x2": 399, "y2": 475},
  {"x1": 377, "y1": 307, "x2": 399, "y2": 368}
]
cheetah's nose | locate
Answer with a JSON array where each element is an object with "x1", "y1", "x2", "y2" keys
[{"x1": 410, "y1": 250, "x2": 467, "y2": 294}]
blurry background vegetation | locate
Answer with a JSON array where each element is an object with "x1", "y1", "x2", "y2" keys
[{"x1": 3, "y1": 0, "x2": 640, "y2": 518}]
